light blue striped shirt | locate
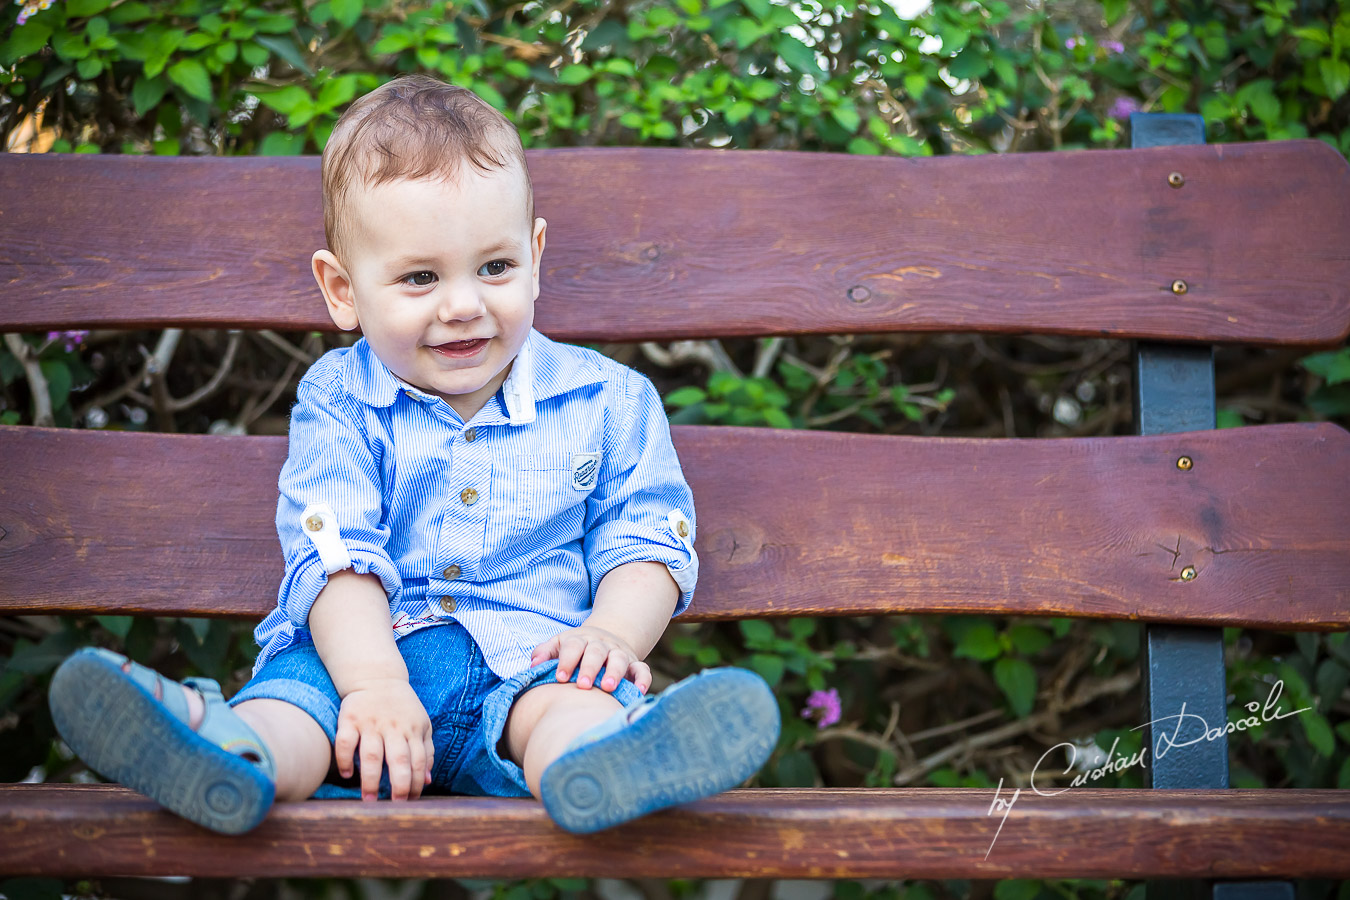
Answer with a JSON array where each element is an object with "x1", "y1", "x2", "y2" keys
[{"x1": 252, "y1": 329, "x2": 698, "y2": 679}]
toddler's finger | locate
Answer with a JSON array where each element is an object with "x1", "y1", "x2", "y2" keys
[
  {"x1": 424, "y1": 733, "x2": 436, "y2": 787},
  {"x1": 530, "y1": 636, "x2": 559, "y2": 667},
  {"x1": 600, "y1": 648, "x2": 633, "y2": 691},
  {"x1": 576, "y1": 640, "x2": 611, "y2": 689},
  {"x1": 628, "y1": 660, "x2": 652, "y2": 694},
  {"x1": 387, "y1": 738, "x2": 413, "y2": 801},
  {"x1": 555, "y1": 635, "x2": 586, "y2": 682},
  {"x1": 359, "y1": 731, "x2": 385, "y2": 801},
  {"x1": 334, "y1": 718, "x2": 360, "y2": 779},
  {"x1": 408, "y1": 737, "x2": 428, "y2": 800}
]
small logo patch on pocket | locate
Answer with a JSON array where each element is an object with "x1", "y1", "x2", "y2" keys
[{"x1": 571, "y1": 452, "x2": 600, "y2": 490}]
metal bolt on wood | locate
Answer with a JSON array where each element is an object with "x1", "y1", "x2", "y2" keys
[
  {"x1": 1171, "y1": 280, "x2": 1188, "y2": 295},
  {"x1": 1168, "y1": 172, "x2": 1185, "y2": 188},
  {"x1": 1180, "y1": 566, "x2": 1197, "y2": 581},
  {"x1": 1177, "y1": 456, "x2": 1193, "y2": 470}
]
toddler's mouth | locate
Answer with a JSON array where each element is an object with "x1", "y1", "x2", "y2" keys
[{"x1": 430, "y1": 338, "x2": 489, "y2": 358}]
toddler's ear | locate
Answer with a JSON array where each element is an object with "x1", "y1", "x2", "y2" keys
[
  {"x1": 312, "y1": 249, "x2": 359, "y2": 331},
  {"x1": 530, "y1": 217, "x2": 547, "y2": 300}
]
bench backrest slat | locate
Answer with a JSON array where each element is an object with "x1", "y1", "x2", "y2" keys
[
  {"x1": 2, "y1": 142, "x2": 1347, "y2": 344},
  {"x1": 1, "y1": 422, "x2": 1345, "y2": 627}
]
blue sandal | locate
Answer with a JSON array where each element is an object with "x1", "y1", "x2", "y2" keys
[
  {"x1": 539, "y1": 667, "x2": 780, "y2": 833},
  {"x1": 49, "y1": 647, "x2": 276, "y2": 834}
]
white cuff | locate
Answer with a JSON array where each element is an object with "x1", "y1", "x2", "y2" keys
[
  {"x1": 299, "y1": 503, "x2": 353, "y2": 575},
  {"x1": 665, "y1": 508, "x2": 698, "y2": 593}
]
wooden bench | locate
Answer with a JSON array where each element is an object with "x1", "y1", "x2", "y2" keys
[{"x1": 2, "y1": 113, "x2": 1349, "y2": 887}]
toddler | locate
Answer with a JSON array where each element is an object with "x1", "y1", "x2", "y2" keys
[{"x1": 50, "y1": 73, "x2": 778, "y2": 835}]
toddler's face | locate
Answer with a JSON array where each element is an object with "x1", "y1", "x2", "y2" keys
[{"x1": 322, "y1": 166, "x2": 545, "y2": 421}]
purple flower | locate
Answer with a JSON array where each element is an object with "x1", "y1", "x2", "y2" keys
[
  {"x1": 46, "y1": 329, "x2": 89, "y2": 352},
  {"x1": 802, "y1": 688, "x2": 842, "y2": 729},
  {"x1": 1065, "y1": 37, "x2": 1080, "y2": 50},
  {"x1": 1102, "y1": 40, "x2": 1125, "y2": 55},
  {"x1": 1109, "y1": 96, "x2": 1141, "y2": 121}
]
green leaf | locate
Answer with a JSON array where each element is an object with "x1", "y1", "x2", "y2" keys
[
  {"x1": 181, "y1": 31, "x2": 215, "y2": 51},
  {"x1": 1007, "y1": 624, "x2": 1052, "y2": 656},
  {"x1": 830, "y1": 105, "x2": 860, "y2": 132},
  {"x1": 557, "y1": 64, "x2": 592, "y2": 85},
  {"x1": 108, "y1": 2, "x2": 153, "y2": 24},
  {"x1": 0, "y1": 22, "x2": 53, "y2": 66},
  {"x1": 240, "y1": 41, "x2": 268, "y2": 66},
  {"x1": 993, "y1": 657, "x2": 1038, "y2": 717},
  {"x1": 739, "y1": 619, "x2": 775, "y2": 646},
  {"x1": 255, "y1": 84, "x2": 311, "y2": 115},
  {"x1": 316, "y1": 75, "x2": 358, "y2": 112},
  {"x1": 95, "y1": 615, "x2": 134, "y2": 638},
  {"x1": 331, "y1": 0, "x2": 362, "y2": 29},
  {"x1": 747, "y1": 652, "x2": 785, "y2": 686},
  {"x1": 259, "y1": 131, "x2": 306, "y2": 156},
  {"x1": 775, "y1": 749, "x2": 818, "y2": 787},
  {"x1": 1301, "y1": 711, "x2": 1336, "y2": 756},
  {"x1": 52, "y1": 31, "x2": 91, "y2": 61},
  {"x1": 254, "y1": 35, "x2": 313, "y2": 75},
  {"x1": 664, "y1": 386, "x2": 707, "y2": 407},
  {"x1": 1301, "y1": 349, "x2": 1350, "y2": 385},
  {"x1": 1320, "y1": 58, "x2": 1350, "y2": 100},
  {"x1": 144, "y1": 28, "x2": 185, "y2": 77},
  {"x1": 167, "y1": 58, "x2": 213, "y2": 102},
  {"x1": 370, "y1": 30, "x2": 414, "y2": 55},
  {"x1": 1101, "y1": 0, "x2": 1128, "y2": 24},
  {"x1": 76, "y1": 57, "x2": 103, "y2": 79},
  {"x1": 951, "y1": 621, "x2": 1001, "y2": 661},
  {"x1": 775, "y1": 35, "x2": 823, "y2": 76},
  {"x1": 994, "y1": 881, "x2": 1041, "y2": 900},
  {"x1": 67, "y1": 0, "x2": 111, "y2": 15},
  {"x1": 38, "y1": 360, "x2": 72, "y2": 410}
]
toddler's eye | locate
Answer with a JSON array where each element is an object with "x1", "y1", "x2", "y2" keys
[
  {"x1": 404, "y1": 272, "x2": 436, "y2": 287},
  {"x1": 479, "y1": 260, "x2": 512, "y2": 278}
]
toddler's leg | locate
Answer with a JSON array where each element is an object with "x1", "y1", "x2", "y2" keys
[
  {"x1": 505, "y1": 668, "x2": 780, "y2": 833},
  {"x1": 233, "y1": 698, "x2": 332, "y2": 800},
  {"x1": 505, "y1": 682, "x2": 625, "y2": 795},
  {"x1": 49, "y1": 648, "x2": 330, "y2": 834}
]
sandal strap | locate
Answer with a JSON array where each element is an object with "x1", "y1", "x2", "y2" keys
[
  {"x1": 86, "y1": 647, "x2": 191, "y2": 724},
  {"x1": 86, "y1": 649, "x2": 275, "y2": 781}
]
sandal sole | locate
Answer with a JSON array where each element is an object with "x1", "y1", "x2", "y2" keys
[
  {"x1": 49, "y1": 649, "x2": 274, "y2": 835},
  {"x1": 539, "y1": 668, "x2": 779, "y2": 833}
]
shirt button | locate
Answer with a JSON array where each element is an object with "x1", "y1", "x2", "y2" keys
[
  {"x1": 304, "y1": 514, "x2": 324, "y2": 532},
  {"x1": 442, "y1": 564, "x2": 461, "y2": 580},
  {"x1": 439, "y1": 596, "x2": 457, "y2": 614},
  {"x1": 463, "y1": 428, "x2": 477, "y2": 442},
  {"x1": 460, "y1": 487, "x2": 479, "y2": 506},
  {"x1": 404, "y1": 390, "x2": 418, "y2": 400}
]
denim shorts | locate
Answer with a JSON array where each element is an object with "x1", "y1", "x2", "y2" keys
[{"x1": 228, "y1": 621, "x2": 643, "y2": 799}]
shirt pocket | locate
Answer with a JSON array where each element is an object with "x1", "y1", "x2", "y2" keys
[{"x1": 499, "y1": 451, "x2": 593, "y2": 543}]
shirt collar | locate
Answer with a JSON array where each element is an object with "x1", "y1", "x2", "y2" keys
[{"x1": 341, "y1": 330, "x2": 605, "y2": 424}]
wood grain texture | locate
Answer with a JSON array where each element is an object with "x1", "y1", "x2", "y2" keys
[
  {"x1": 1, "y1": 784, "x2": 1347, "y2": 879},
  {"x1": 1, "y1": 421, "x2": 1346, "y2": 627},
  {"x1": 1, "y1": 142, "x2": 1347, "y2": 344}
]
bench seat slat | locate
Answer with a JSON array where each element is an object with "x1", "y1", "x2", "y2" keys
[
  {"x1": 1, "y1": 784, "x2": 1346, "y2": 879},
  {"x1": 1, "y1": 142, "x2": 1347, "y2": 344},
  {"x1": 1, "y1": 422, "x2": 1346, "y2": 627}
]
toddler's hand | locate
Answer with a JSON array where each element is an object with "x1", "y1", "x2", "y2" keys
[
  {"x1": 530, "y1": 626, "x2": 651, "y2": 694},
  {"x1": 335, "y1": 678, "x2": 435, "y2": 801}
]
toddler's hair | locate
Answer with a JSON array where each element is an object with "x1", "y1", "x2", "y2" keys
[{"x1": 321, "y1": 74, "x2": 534, "y2": 258}]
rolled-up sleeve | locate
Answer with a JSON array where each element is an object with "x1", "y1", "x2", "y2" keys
[
  {"x1": 583, "y1": 370, "x2": 698, "y2": 614},
  {"x1": 275, "y1": 381, "x2": 403, "y2": 628}
]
